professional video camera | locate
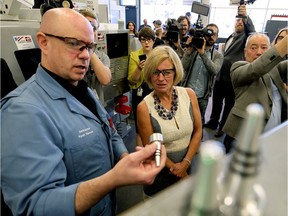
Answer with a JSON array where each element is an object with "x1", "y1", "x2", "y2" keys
[
  {"x1": 188, "y1": 26, "x2": 214, "y2": 49},
  {"x1": 230, "y1": 0, "x2": 256, "y2": 18},
  {"x1": 185, "y1": 1, "x2": 212, "y2": 49},
  {"x1": 163, "y1": 18, "x2": 182, "y2": 50},
  {"x1": 34, "y1": 0, "x2": 74, "y2": 16},
  {"x1": 230, "y1": 0, "x2": 256, "y2": 5}
]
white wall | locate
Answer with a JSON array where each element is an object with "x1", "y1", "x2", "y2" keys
[{"x1": 98, "y1": 0, "x2": 125, "y2": 23}]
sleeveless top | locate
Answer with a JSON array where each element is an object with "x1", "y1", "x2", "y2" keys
[{"x1": 144, "y1": 86, "x2": 194, "y2": 153}]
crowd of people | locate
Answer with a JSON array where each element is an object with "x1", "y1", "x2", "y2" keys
[{"x1": 1, "y1": 4, "x2": 287, "y2": 215}]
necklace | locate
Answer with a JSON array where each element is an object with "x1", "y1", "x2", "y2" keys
[{"x1": 153, "y1": 88, "x2": 178, "y2": 121}]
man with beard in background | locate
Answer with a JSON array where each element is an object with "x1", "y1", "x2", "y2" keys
[{"x1": 203, "y1": 4, "x2": 255, "y2": 137}]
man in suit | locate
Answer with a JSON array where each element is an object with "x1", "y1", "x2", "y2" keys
[
  {"x1": 203, "y1": 4, "x2": 255, "y2": 137},
  {"x1": 222, "y1": 33, "x2": 288, "y2": 153}
]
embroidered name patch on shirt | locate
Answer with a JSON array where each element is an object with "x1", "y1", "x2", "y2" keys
[{"x1": 78, "y1": 127, "x2": 94, "y2": 138}]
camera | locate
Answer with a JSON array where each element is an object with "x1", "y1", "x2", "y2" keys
[
  {"x1": 230, "y1": 0, "x2": 256, "y2": 5},
  {"x1": 35, "y1": 0, "x2": 74, "y2": 16},
  {"x1": 230, "y1": 0, "x2": 256, "y2": 18},
  {"x1": 184, "y1": 1, "x2": 212, "y2": 49},
  {"x1": 162, "y1": 18, "x2": 182, "y2": 50},
  {"x1": 188, "y1": 26, "x2": 214, "y2": 49}
]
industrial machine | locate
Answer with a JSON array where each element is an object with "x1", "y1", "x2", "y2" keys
[{"x1": 96, "y1": 30, "x2": 130, "y2": 101}]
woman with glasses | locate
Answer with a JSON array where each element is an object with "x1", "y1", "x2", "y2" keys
[
  {"x1": 137, "y1": 45, "x2": 202, "y2": 197},
  {"x1": 128, "y1": 26, "x2": 155, "y2": 146}
]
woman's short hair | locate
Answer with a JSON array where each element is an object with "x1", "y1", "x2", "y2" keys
[
  {"x1": 143, "y1": 45, "x2": 184, "y2": 89},
  {"x1": 138, "y1": 26, "x2": 155, "y2": 41}
]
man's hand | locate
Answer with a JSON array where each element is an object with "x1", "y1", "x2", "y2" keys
[
  {"x1": 238, "y1": 4, "x2": 247, "y2": 17},
  {"x1": 111, "y1": 143, "x2": 167, "y2": 186},
  {"x1": 196, "y1": 38, "x2": 206, "y2": 55}
]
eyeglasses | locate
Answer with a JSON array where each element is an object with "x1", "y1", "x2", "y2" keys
[
  {"x1": 152, "y1": 69, "x2": 175, "y2": 78},
  {"x1": 140, "y1": 38, "x2": 153, "y2": 43},
  {"x1": 43, "y1": 33, "x2": 97, "y2": 55}
]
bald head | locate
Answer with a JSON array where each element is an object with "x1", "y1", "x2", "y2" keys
[
  {"x1": 40, "y1": 8, "x2": 93, "y2": 41},
  {"x1": 37, "y1": 8, "x2": 95, "y2": 85}
]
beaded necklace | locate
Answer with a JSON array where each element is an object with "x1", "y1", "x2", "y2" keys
[{"x1": 153, "y1": 88, "x2": 178, "y2": 120}]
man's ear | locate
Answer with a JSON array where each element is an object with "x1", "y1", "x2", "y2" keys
[
  {"x1": 36, "y1": 32, "x2": 48, "y2": 55},
  {"x1": 244, "y1": 47, "x2": 248, "y2": 59}
]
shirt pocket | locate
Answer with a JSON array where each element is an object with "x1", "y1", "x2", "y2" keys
[{"x1": 70, "y1": 128, "x2": 111, "y2": 180}]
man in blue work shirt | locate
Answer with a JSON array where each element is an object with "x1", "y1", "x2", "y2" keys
[{"x1": 1, "y1": 8, "x2": 166, "y2": 216}]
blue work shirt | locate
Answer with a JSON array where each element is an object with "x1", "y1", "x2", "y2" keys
[{"x1": 1, "y1": 66, "x2": 128, "y2": 216}]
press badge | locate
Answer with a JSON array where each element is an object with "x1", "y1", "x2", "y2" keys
[{"x1": 137, "y1": 86, "x2": 143, "y2": 97}]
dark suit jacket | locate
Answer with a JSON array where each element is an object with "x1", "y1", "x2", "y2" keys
[
  {"x1": 223, "y1": 47, "x2": 287, "y2": 138},
  {"x1": 217, "y1": 17, "x2": 255, "y2": 82}
]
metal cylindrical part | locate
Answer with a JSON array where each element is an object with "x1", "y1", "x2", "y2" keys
[
  {"x1": 219, "y1": 103, "x2": 266, "y2": 216},
  {"x1": 189, "y1": 140, "x2": 225, "y2": 216},
  {"x1": 149, "y1": 133, "x2": 163, "y2": 167},
  {"x1": 149, "y1": 133, "x2": 163, "y2": 143}
]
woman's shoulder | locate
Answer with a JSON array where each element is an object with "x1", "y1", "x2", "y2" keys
[
  {"x1": 143, "y1": 92, "x2": 154, "y2": 103},
  {"x1": 176, "y1": 86, "x2": 197, "y2": 102},
  {"x1": 175, "y1": 86, "x2": 193, "y2": 95}
]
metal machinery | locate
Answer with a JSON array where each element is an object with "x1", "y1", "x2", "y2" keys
[
  {"x1": 96, "y1": 30, "x2": 132, "y2": 138},
  {"x1": 96, "y1": 30, "x2": 130, "y2": 101}
]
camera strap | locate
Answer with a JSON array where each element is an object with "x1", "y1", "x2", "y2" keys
[
  {"x1": 182, "y1": 47, "x2": 214, "y2": 87},
  {"x1": 182, "y1": 52, "x2": 198, "y2": 87}
]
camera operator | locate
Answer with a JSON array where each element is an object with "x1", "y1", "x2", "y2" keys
[
  {"x1": 204, "y1": 4, "x2": 255, "y2": 137},
  {"x1": 163, "y1": 18, "x2": 185, "y2": 58},
  {"x1": 177, "y1": 15, "x2": 191, "y2": 48},
  {"x1": 181, "y1": 23, "x2": 224, "y2": 124}
]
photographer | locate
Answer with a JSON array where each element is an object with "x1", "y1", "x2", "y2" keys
[
  {"x1": 181, "y1": 23, "x2": 224, "y2": 124},
  {"x1": 163, "y1": 18, "x2": 185, "y2": 58},
  {"x1": 177, "y1": 15, "x2": 191, "y2": 48},
  {"x1": 204, "y1": 4, "x2": 255, "y2": 137}
]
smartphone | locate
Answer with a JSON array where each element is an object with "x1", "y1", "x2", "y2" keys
[{"x1": 138, "y1": 54, "x2": 147, "y2": 61}]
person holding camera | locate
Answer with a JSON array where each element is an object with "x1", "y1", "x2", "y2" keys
[
  {"x1": 177, "y1": 15, "x2": 191, "y2": 48},
  {"x1": 204, "y1": 4, "x2": 255, "y2": 137},
  {"x1": 181, "y1": 23, "x2": 224, "y2": 125}
]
